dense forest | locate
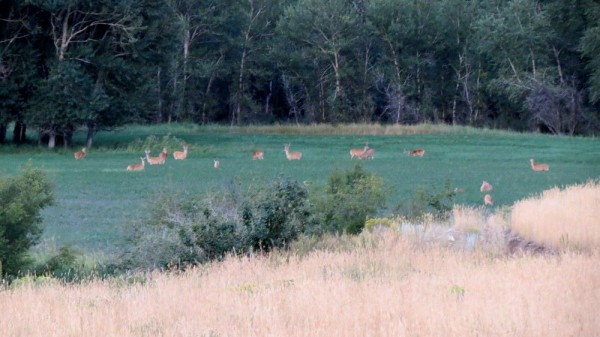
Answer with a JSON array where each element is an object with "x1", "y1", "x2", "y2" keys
[{"x1": 1, "y1": 0, "x2": 599, "y2": 147}]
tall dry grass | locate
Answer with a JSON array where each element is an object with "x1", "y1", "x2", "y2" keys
[
  {"x1": 2, "y1": 231, "x2": 599, "y2": 337},
  {"x1": 215, "y1": 122, "x2": 513, "y2": 136},
  {"x1": 511, "y1": 180, "x2": 600, "y2": 250}
]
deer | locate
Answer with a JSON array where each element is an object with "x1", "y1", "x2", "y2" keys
[
  {"x1": 484, "y1": 194, "x2": 494, "y2": 206},
  {"x1": 358, "y1": 147, "x2": 375, "y2": 160},
  {"x1": 252, "y1": 150, "x2": 264, "y2": 160},
  {"x1": 350, "y1": 143, "x2": 369, "y2": 159},
  {"x1": 480, "y1": 180, "x2": 493, "y2": 192},
  {"x1": 284, "y1": 144, "x2": 302, "y2": 160},
  {"x1": 530, "y1": 158, "x2": 549, "y2": 171},
  {"x1": 127, "y1": 157, "x2": 145, "y2": 171},
  {"x1": 159, "y1": 147, "x2": 168, "y2": 163},
  {"x1": 145, "y1": 149, "x2": 166, "y2": 165},
  {"x1": 405, "y1": 148, "x2": 425, "y2": 157},
  {"x1": 74, "y1": 147, "x2": 87, "y2": 160},
  {"x1": 214, "y1": 160, "x2": 220, "y2": 169},
  {"x1": 173, "y1": 143, "x2": 189, "y2": 160}
]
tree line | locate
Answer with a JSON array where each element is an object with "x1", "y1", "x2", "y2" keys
[{"x1": 1, "y1": 0, "x2": 599, "y2": 148}]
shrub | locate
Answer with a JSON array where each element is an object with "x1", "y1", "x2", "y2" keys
[
  {"x1": 121, "y1": 177, "x2": 311, "y2": 271},
  {"x1": 312, "y1": 163, "x2": 386, "y2": 234},
  {"x1": 401, "y1": 178, "x2": 458, "y2": 219},
  {"x1": 244, "y1": 177, "x2": 311, "y2": 251},
  {"x1": 0, "y1": 164, "x2": 54, "y2": 278}
]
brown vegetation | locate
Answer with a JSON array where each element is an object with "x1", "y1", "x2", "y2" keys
[{"x1": 2, "y1": 182, "x2": 599, "y2": 337}]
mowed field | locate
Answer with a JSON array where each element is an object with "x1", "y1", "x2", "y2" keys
[{"x1": 0, "y1": 124, "x2": 599, "y2": 253}]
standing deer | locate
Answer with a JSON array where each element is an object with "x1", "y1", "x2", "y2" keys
[
  {"x1": 173, "y1": 143, "x2": 189, "y2": 160},
  {"x1": 284, "y1": 144, "x2": 302, "y2": 160},
  {"x1": 145, "y1": 149, "x2": 165, "y2": 165},
  {"x1": 74, "y1": 147, "x2": 87, "y2": 160},
  {"x1": 159, "y1": 147, "x2": 168, "y2": 164},
  {"x1": 350, "y1": 143, "x2": 369, "y2": 159},
  {"x1": 530, "y1": 159, "x2": 549, "y2": 171},
  {"x1": 127, "y1": 157, "x2": 145, "y2": 171},
  {"x1": 252, "y1": 150, "x2": 264, "y2": 160},
  {"x1": 358, "y1": 147, "x2": 375, "y2": 160},
  {"x1": 214, "y1": 160, "x2": 220, "y2": 169},
  {"x1": 484, "y1": 194, "x2": 494, "y2": 206},
  {"x1": 480, "y1": 180, "x2": 493, "y2": 192}
]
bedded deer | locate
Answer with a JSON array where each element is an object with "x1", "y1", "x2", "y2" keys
[
  {"x1": 358, "y1": 147, "x2": 375, "y2": 160},
  {"x1": 145, "y1": 149, "x2": 166, "y2": 165},
  {"x1": 350, "y1": 143, "x2": 369, "y2": 159},
  {"x1": 530, "y1": 158, "x2": 549, "y2": 171},
  {"x1": 484, "y1": 194, "x2": 494, "y2": 206},
  {"x1": 127, "y1": 157, "x2": 145, "y2": 171},
  {"x1": 284, "y1": 144, "x2": 302, "y2": 160},
  {"x1": 480, "y1": 180, "x2": 493, "y2": 192},
  {"x1": 173, "y1": 143, "x2": 189, "y2": 160},
  {"x1": 74, "y1": 147, "x2": 87, "y2": 160},
  {"x1": 406, "y1": 148, "x2": 425, "y2": 157},
  {"x1": 252, "y1": 150, "x2": 264, "y2": 160}
]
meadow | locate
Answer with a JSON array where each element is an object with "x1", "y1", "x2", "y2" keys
[
  {"x1": 0, "y1": 124, "x2": 599, "y2": 254},
  {"x1": 2, "y1": 197, "x2": 599, "y2": 336}
]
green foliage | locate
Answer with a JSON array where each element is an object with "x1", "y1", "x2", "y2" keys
[
  {"x1": 405, "y1": 179, "x2": 459, "y2": 219},
  {"x1": 35, "y1": 246, "x2": 84, "y2": 282},
  {"x1": 312, "y1": 163, "x2": 386, "y2": 234},
  {"x1": 121, "y1": 177, "x2": 311, "y2": 271},
  {"x1": 0, "y1": 164, "x2": 54, "y2": 278},
  {"x1": 244, "y1": 177, "x2": 311, "y2": 251},
  {"x1": 126, "y1": 133, "x2": 189, "y2": 153}
]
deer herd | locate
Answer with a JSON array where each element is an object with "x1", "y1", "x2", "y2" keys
[{"x1": 74, "y1": 138, "x2": 550, "y2": 206}]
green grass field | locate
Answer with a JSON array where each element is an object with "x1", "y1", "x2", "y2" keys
[{"x1": 1, "y1": 124, "x2": 599, "y2": 253}]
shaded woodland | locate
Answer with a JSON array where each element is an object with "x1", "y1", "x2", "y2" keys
[{"x1": 1, "y1": 0, "x2": 599, "y2": 147}]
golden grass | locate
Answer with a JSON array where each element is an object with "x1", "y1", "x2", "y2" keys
[
  {"x1": 511, "y1": 180, "x2": 600, "y2": 250},
  {"x1": 2, "y1": 232, "x2": 599, "y2": 337},
  {"x1": 201, "y1": 122, "x2": 516, "y2": 136},
  {"x1": 3, "y1": 182, "x2": 599, "y2": 336}
]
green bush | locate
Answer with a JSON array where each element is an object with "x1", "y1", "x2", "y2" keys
[
  {"x1": 34, "y1": 246, "x2": 88, "y2": 282},
  {"x1": 0, "y1": 164, "x2": 54, "y2": 278},
  {"x1": 402, "y1": 178, "x2": 458, "y2": 219},
  {"x1": 244, "y1": 177, "x2": 311, "y2": 251},
  {"x1": 312, "y1": 163, "x2": 386, "y2": 234},
  {"x1": 121, "y1": 177, "x2": 311, "y2": 271}
]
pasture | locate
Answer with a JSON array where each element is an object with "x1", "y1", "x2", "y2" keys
[{"x1": 0, "y1": 124, "x2": 598, "y2": 254}]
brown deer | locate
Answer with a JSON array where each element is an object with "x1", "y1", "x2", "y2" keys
[
  {"x1": 145, "y1": 149, "x2": 165, "y2": 165},
  {"x1": 358, "y1": 147, "x2": 375, "y2": 160},
  {"x1": 530, "y1": 159, "x2": 549, "y2": 171},
  {"x1": 406, "y1": 148, "x2": 425, "y2": 157},
  {"x1": 350, "y1": 143, "x2": 369, "y2": 159},
  {"x1": 480, "y1": 180, "x2": 493, "y2": 192},
  {"x1": 284, "y1": 144, "x2": 302, "y2": 160},
  {"x1": 159, "y1": 147, "x2": 168, "y2": 164},
  {"x1": 252, "y1": 150, "x2": 264, "y2": 160},
  {"x1": 484, "y1": 194, "x2": 494, "y2": 206},
  {"x1": 173, "y1": 143, "x2": 189, "y2": 160},
  {"x1": 74, "y1": 147, "x2": 87, "y2": 160},
  {"x1": 127, "y1": 157, "x2": 145, "y2": 171}
]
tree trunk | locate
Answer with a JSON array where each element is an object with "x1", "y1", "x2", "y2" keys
[
  {"x1": 12, "y1": 121, "x2": 25, "y2": 144},
  {"x1": 0, "y1": 123, "x2": 6, "y2": 143},
  {"x1": 86, "y1": 122, "x2": 95, "y2": 149},
  {"x1": 48, "y1": 132, "x2": 56, "y2": 149}
]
